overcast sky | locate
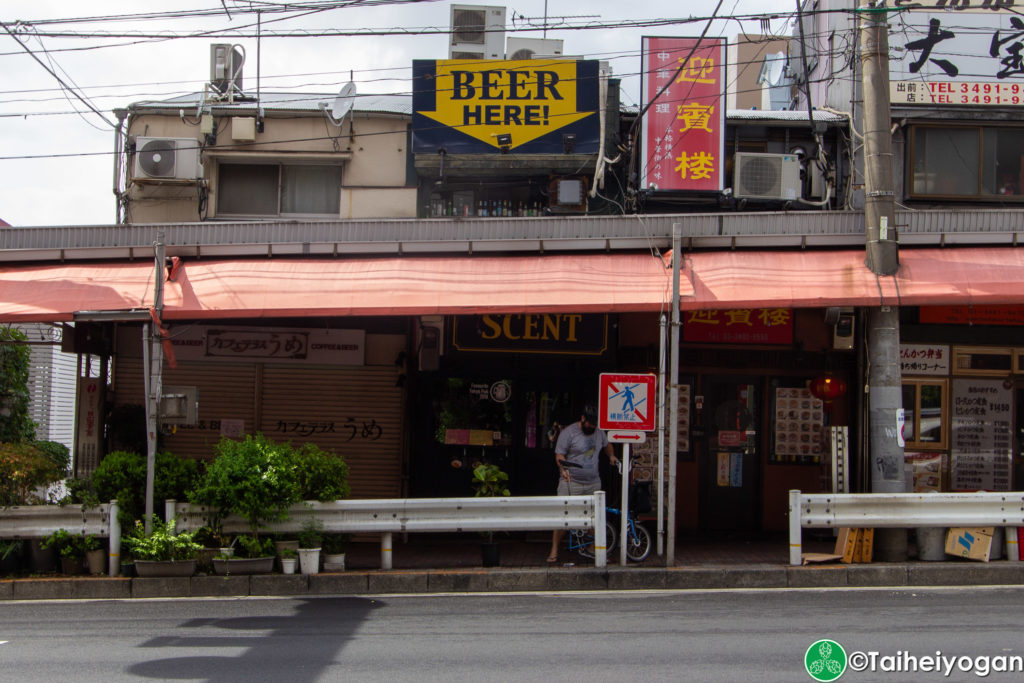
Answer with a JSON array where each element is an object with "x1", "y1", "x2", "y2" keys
[{"x1": 0, "y1": 0, "x2": 795, "y2": 227}]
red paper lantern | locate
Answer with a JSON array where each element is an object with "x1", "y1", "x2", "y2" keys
[{"x1": 809, "y1": 375, "x2": 848, "y2": 402}]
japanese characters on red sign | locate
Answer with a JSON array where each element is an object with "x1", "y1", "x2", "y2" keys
[
  {"x1": 640, "y1": 36, "x2": 726, "y2": 192},
  {"x1": 683, "y1": 308, "x2": 793, "y2": 345},
  {"x1": 920, "y1": 305, "x2": 1024, "y2": 326}
]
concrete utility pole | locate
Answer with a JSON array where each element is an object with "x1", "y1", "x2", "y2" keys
[{"x1": 860, "y1": 0, "x2": 906, "y2": 561}]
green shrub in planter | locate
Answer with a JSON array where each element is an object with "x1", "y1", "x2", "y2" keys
[
  {"x1": 294, "y1": 443, "x2": 350, "y2": 501},
  {"x1": 297, "y1": 516, "x2": 324, "y2": 549},
  {"x1": 235, "y1": 535, "x2": 275, "y2": 559},
  {"x1": 123, "y1": 518, "x2": 202, "y2": 562},
  {"x1": 323, "y1": 533, "x2": 351, "y2": 555},
  {"x1": 92, "y1": 451, "x2": 200, "y2": 526},
  {"x1": 189, "y1": 434, "x2": 301, "y2": 537},
  {"x1": 41, "y1": 528, "x2": 81, "y2": 559}
]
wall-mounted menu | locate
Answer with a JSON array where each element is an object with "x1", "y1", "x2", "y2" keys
[{"x1": 951, "y1": 378, "x2": 1012, "y2": 491}]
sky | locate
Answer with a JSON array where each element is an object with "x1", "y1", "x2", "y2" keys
[{"x1": 0, "y1": 0, "x2": 796, "y2": 227}]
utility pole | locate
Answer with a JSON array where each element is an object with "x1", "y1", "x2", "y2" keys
[{"x1": 860, "y1": 0, "x2": 906, "y2": 561}]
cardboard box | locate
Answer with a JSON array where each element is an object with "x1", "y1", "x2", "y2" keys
[
  {"x1": 945, "y1": 527, "x2": 994, "y2": 562},
  {"x1": 854, "y1": 528, "x2": 874, "y2": 563}
]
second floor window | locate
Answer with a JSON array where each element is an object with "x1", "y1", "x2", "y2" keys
[
  {"x1": 909, "y1": 125, "x2": 1024, "y2": 201},
  {"x1": 217, "y1": 163, "x2": 342, "y2": 216}
]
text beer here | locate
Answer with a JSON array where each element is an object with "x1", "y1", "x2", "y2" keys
[{"x1": 449, "y1": 68, "x2": 564, "y2": 127}]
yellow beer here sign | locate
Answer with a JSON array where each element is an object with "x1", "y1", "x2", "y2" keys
[{"x1": 418, "y1": 60, "x2": 591, "y2": 150}]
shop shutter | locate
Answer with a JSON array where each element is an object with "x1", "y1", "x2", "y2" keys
[
  {"x1": 112, "y1": 358, "x2": 258, "y2": 461},
  {"x1": 260, "y1": 365, "x2": 404, "y2": 498}
]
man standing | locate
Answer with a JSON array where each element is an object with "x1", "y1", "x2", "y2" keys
[{"x1": 547, "y1": 404, "x2": 618, "y2": 563}]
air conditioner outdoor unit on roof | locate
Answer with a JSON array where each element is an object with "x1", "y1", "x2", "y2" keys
[
  {"x1": 506, "y1": 37, "x2": 563, "y2": 60},
  {"x1": 449, "y1": 4, "x2": 505, "y2": 60},
  {"x1": 133, "y1": 137, "x2": 202, "y2": 181},
  {"x1": 733, "y1": 152, "x2": 801, "y2": 200}
]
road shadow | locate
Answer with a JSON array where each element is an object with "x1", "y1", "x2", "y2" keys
[{"x1": 126, "y1": 597, "x2": 381, "y2": 682}]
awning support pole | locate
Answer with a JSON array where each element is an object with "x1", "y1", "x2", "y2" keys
[{"x1": 667, "y1": 224, "x2": 681, "y2": 566}]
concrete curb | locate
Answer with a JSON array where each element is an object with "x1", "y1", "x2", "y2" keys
[{"x1": 2, "y1": 562, "x2": 1023, "y2": 601}]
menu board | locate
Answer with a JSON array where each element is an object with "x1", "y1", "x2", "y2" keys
[
  {"x1": 773, "y1": 387, "x2": 825, "y2": 464},
  {"x1": 951, "y1": 378, "x2": 1012, "y2": 491}
]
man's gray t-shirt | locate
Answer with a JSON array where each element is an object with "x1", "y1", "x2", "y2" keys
[{"x1": 556, "y1": 422, "x2": 608, "y2": 487}]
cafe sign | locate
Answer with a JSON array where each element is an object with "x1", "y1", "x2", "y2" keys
[
  {"x1": 168, "y1": 325, "x2": 365, "y2": 365},
  {"x1": 453, "y1": 313, "x2": 608, "y2": 355}
]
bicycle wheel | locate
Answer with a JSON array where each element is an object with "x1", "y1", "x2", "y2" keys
[
  {"x1": 625, "y1": 522, "x2": 652, "y2": 562},
  {"x1": 573, "y1": 530, "x2": 595, "y2": 559}
]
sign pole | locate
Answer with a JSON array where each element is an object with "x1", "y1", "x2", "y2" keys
[{"x1": 620, "y1": 443, "x2": 630, "y2": 567}]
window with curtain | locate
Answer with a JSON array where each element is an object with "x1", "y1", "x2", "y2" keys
[
  {"x1": 217, "y1": 163, "x2": 342, "y2": 216},
  {"x1": 909, "y1": 125, "x2": 1024, "y2": 200}
]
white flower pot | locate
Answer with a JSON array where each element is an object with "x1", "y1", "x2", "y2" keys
[
  {"x1": 280, "y1": 557, "x2": 297, "y2": 574},
  {"x1": 297, "y1": 547, "x2": 320, "y2": 575},
  {"x1": 323, "y1": 552, "x2": 346, "y2": 572}
]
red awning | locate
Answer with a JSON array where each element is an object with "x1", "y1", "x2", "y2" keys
[
  {"x1": 1, "y1": 247, "x2": 1022, "y2": 322},
  {"x1": 0, "y1": 262, "x2": 155, "y2": 322},
  {"x1": 0, "y1": 253, "x2": 679, "y2": 322},
  {"x1": 681, "y1": 247, "x2": 1024, "y2": 310}
]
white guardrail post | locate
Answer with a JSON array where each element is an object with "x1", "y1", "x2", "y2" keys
[
  {"x1": 108, "y1": 500, "x2": 121, "y2": 577},
  {"x1": 593, "y1": 491, "x2": 607, "y2": 568},
  {"x1": 789, "y1": 490, "x2": 803, "y2": 566}
]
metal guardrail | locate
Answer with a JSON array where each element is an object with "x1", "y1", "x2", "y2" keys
[
  {"x1": 167, "y1": 493, "x2": 608, "y2": 569},
  {"x1": 788, "y1": 490, "x2": 1024, "y2": 566},
  {"x1": 0, "y1": 501, "x2": 121, "y2": 576}
]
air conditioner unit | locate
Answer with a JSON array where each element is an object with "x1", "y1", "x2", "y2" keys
[
  {"x1": 506, "y1": 37, "x2": 563, "y2": 60},
  {"x1": 449, "y1": 4, "x2": 505, "y2": 60},
  {"x1": 133, "y1": 137, "x2": 202, "y2": 181},
  {"x1": 733, "y1": 152, "x2": 801, "y2": 200}
]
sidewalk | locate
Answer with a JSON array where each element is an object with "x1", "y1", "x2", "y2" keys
[{"x1": 4, "y1": 533, "x2": 1024, "y2": 601}]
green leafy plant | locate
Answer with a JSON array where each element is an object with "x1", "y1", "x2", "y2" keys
[
  {"x1": 41, "y1": 528, "x2": 81, "y2": 559},
  {"x1": 123, "y1": 518, "x2": 202, "y2": 562},
  {"x1": 0, "y1": 442, "x2": 61, "y2": 506},
  {"x1": 322, "y1": 533, "x2": 351, "y2": 555},
  {"x1": 471, "y1": 463, "x2": 510, "y2": 498},
  {"x1": 61, "y1": 476, "x2": 100, "y2": 508},
  {"x1": 1, "y1": 539, "x2": 23, "y2": 561},
  {"x1": 92, "y1": 451, "x2": 200, "y2": 526},
  {"x1": 471, "y1": 463, "x2": 510, "y2": 543},
  {"x1": 294, "y1": 443, "x2": 351, "y2": 501},
  {"x1": 32, "y1": 440, "x2": 70, "y2": 477},
  {"x1": 234, "y1": 534, "x2": 275, "y2": 559},
  {"x1": 0, "y1": 326, "x2": 36, "y2": 444},
  {"x1": 280, "y1": 547, "x2": 297, "y2": 559},
  {"x1": 297, "y1": 515, "x2": 324, "y2": 549},
  {"x1": 80, "y1": 534, "x2": 102, "y2": 553},
  {"x1": 189, "y1": 434, "x2": 301, "y2": 537}
]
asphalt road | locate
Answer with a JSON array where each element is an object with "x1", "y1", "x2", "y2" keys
[{"x1": 3, "y1": 587, "x2": 1024, "y2": 682}]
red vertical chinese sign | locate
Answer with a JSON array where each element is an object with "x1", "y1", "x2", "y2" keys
[{"x1": 640, "y1": 37, "x2": 726, "y2": 192}]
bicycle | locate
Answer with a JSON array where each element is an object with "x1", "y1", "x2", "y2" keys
[{"x1": 561, "y1": 461, "x2": 652, "y2": 563}]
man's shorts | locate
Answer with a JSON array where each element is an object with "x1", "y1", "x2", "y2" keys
[{"x1": 557, "y1": 478, "x2": 600, "y2": 496}]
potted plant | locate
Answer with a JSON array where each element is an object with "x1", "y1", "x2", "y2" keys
[
  {"x1": 82, "y1": 534, "x2": 105, "y2": 575},
  {"x1": 279, "y1": 547, "x2": 298, "y2": 574},
  {"x1": 322, "y1": 533, "x2": 351, "y2": 572},
  {"x1": 297, "y1": 516, "x2": 323, "y2": 575},
  {"x1": 41, "y1": 528, "x2": 84, "y2": 575},
  {"x1": 470, "y1": 463, "x2": 510, "y2": 567},
  {"x1": 122, "y1": 518, "x2": 202, "y2": 577},
  {"x1": 212, "y1": 535, "x2": 275, "y2": 575}
]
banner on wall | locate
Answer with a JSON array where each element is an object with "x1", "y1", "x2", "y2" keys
[{"x1": 640, "y1": 36, "x2": 726, "y2": 192}]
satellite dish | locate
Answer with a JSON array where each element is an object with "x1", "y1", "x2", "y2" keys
[
  {"x1": 331, "y1": 81, "x2": 357, "y2": 122},
  {"x1": 757, "y1": 52, "x2": 787, "y2": 87}
]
